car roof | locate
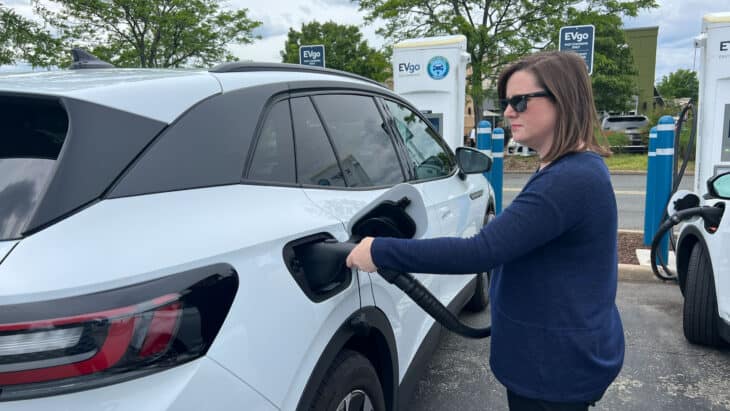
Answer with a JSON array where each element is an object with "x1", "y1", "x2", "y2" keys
[{"x1": 0, "y1": 65, "x2": 383, "y2": 123}]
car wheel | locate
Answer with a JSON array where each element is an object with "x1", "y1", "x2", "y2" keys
[
  {"x1": 308, "y1": 349, "x2": 386, "y2": 411},
  {"x1": 683, "y1": 242, "x2": 725, "y2": 346},
  {"x1": 465, "y1": 208, "x2": 495, "y2": 312}
]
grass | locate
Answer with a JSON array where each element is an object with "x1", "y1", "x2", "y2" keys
[
  {"x1": 503, "y1": 153, "x2": 695, "y2": 173},
  {"x1": 603, "y1": 153, "x2": 647, "y2": 171}
]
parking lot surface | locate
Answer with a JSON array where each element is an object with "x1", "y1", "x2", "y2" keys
[{"x1": 410, "y1": 279, "x2": 730, "y2": 410}]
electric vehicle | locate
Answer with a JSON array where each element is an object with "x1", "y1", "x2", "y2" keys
[
  {"x1": 600, "y1": 114, "x2": 649, "y2": 132},
  {"x1": 0, "y1": 53, "x2": 495, "y2": 410},
  {"x1": 650, "y1": 12, "x2": 730, "y2": 348}
]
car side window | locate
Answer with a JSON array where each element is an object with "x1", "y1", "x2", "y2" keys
[
  {"x1": 248, "y1": 100, "x2": 295, "y2": 183},
  {"x1": 313, "y1": 94, "x2": 404, "y2": 187},
  {"x1": 291, "y1": 97, "x2": 346, "y2": 187},
  {"x1": 383, "y1": 100, "x2": 455, "y2": 181}
]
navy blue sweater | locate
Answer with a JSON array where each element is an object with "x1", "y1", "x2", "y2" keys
[{"x1": 371, "y1": 151, "x2": 624, "y2": 402}]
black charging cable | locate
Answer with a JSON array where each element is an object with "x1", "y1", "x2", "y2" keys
[
  {"x1": 650, "y1": 206, "x2": 724, "y2": 279},
  {"x1": 377, "y1": 268, "x2": 491, "y2": 338}
]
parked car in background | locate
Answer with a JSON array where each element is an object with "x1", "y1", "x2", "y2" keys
[
  {"x1": 507, "y1": 138, "x2": 536, "y2": 156},
  {"x1": 0, "y1": 57, "x2": 496, "y2": 411},
  {"x1": 601, "y1": 114, "x2": 650, "y2": 132}
]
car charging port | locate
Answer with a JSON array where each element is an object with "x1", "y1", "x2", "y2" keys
[{"x1": 283, "y1": 234, "x2": 355, "y2": 302}]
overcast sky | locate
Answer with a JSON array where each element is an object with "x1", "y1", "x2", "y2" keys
[{"x1": 5, "y1": 0, "x2": 729, "y2": 83}]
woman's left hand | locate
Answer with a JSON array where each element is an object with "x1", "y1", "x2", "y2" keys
[{"x1": 346, "y1": 237, "x2": 377, "y2": 272}]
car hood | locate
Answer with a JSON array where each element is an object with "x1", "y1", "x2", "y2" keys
[{"x1": 0, "y1": 240, "x2": 17, "y2": 264}]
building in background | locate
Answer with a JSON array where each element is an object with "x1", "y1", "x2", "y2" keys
[{"x1": 624, "y1": 26, "x2": 659, "y2": 114}]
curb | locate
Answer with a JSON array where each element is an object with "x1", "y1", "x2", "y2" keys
[
  {"x1": 616, "y1": 229, "x2": 675, "y2": 283},
  {"x1": 617, "y1": 263, "x2": 658, "y2": 283},
  {"x1": 617, "y1": 229, "x2": 667, "y2": 283}
]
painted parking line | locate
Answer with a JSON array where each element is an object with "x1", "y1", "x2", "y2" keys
[{"x1": 504, "y1": 188, "x2": 645, "y2": 196}]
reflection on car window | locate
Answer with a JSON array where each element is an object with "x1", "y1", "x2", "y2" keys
[
  {"x1": 313, "y1": 95, "x2": 404, "y2": 187},
  {"x1": 383, "y1": 100, "x2": 455, "y2": 180},
  {"x1": 713, "y1": 174, "x2": 730, "y2": 198},
  {"x1": 248, "y1": 101, "x2": 295, "y2": 183},
  {"x1": 291, "y1": 97, "x2": 346, "y2": 187},
  {"x1": 0, "y1": 95, "x2": 67, "y2": 240}
]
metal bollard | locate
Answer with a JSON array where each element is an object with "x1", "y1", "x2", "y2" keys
[
  {"x1": 654, "y1": 116, "x2": 675, "y2": 264},
  {"x1": 643, "y1": 127, "x2": 658, "y2": 246},
  {"x1": 477, "y1": 120, "x2": 492, "y2": 182},
  {"x1": 492, "y1": 128, "x2": 504, "y2": 214}
]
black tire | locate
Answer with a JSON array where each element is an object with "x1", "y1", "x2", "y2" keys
[
  {"x1": 308, "y1": 349, "x2": 386, "y2": 411},
  {"x1": 465, "y1": 209, "x2": 495, "y2": 312},
  {"x1": 683, "y1": 242, "x2": 724, "y2": 347}
]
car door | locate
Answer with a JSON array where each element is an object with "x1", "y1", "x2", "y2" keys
[
  {"x1": 381, "y1": 98, "x2": 485, "y2": 304},
  {"x1": 289, "y1": 91, "x2": 445, "y2": 382},
  {"x1": 211, "y1": 96, "x2": 364, "y2": 406}
]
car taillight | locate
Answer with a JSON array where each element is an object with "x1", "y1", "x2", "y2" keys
[{"x1": 0, "y1": 264, "x2": 238, "y2": 401}]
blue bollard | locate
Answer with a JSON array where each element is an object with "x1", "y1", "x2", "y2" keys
[
  {"x1": 477, "y1": 120, "x2": 492, "y2": 182},
  {"x1": 643, "y1": 127, "x2": 658, "y2": 246},
  {"x1": 491, "y1": 128, "x2": 504, "y2": 214},
  {"x1": 654, "y1": 116, "x2": 675, "y2": 264}
]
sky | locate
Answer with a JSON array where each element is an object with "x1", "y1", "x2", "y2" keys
[{"x1": 4, "y1": 0, "x2": 729, "y2": 84}]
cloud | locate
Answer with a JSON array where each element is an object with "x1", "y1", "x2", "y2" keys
[
  {"x1": 251, "y1": 15, "x2": 290, "y2": 38},
  {"x1": 226, "y1": 0, "x2": 386, "y2": 63},
  {"x1": 623, "y1": 0, "x2": 729, "y2": 82},
  {"x1": 230, "y1": 34, "x2": 288, "y2": 62}
]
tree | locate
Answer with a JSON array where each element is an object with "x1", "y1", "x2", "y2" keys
[
  {"x1": 358, "y1": 0, "x2": 657, "y2": 128},
  {"x1": 281, "y1": 21, "x2": 389, "y2": 82},
  {"x1": 565, "y1": 10, "x2": 637, "y2": 112},
  {"x1": 0, "y1": 2, "x2": 61, "y2": 67},
  {"x1": 657, "y1": 69, "x2": 699, "y2": 101},
  {"x1": 32, "y1": 0, "x2": 262, "y2": 68}
]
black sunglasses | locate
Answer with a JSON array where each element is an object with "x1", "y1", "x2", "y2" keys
[{"x1": 499, "y1": 91, "x2": 553, "y2": 113}]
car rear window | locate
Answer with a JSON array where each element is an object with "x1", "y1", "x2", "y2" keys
[{"x1": 0, "y1": 95, "x2": 68, "y2": 240}]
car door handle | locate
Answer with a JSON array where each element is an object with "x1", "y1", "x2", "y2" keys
[{"x1": 439, "y1": 207, "x2": 453, "y2": 220}]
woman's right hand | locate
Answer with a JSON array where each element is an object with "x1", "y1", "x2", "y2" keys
[{"x1": 346, "y1": 237, "x2": 377, "y2": 273}]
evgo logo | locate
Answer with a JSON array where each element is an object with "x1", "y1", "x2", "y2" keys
[
  {"x1": 427, "y1": 56, "x2": 449, "y2": 80},
  {"x1": 398, "y1": 62, "x2": 421, "y2": 74}
]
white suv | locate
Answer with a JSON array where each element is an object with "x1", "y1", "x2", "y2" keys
[
  {"x1": 600, "y1": 114, "x2": 649, "y2": 132},
  {"x1": 0, "y1": 60, "x2": 494, "y2": 410}
]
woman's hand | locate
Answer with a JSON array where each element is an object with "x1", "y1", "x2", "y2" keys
[{"x1": 346, "y1": 237, "x2": 377, "y2": 272}]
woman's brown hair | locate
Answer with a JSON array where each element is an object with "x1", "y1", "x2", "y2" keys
[{"x1": 497, "y1": 51, "x2": 610, "y2": 163}]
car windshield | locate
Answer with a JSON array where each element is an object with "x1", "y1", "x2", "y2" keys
[{"x1": 0, "y1": 95, "x2": 68, "y2": 240}]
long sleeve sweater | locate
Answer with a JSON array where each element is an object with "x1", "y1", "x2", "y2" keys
[{"x1": 371, "y1": 151, "x2": 624, "y2": 403}]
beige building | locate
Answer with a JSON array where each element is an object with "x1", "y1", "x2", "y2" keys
[{"x1": 624, "y1": 27, "x2": 659, "y2": 114}]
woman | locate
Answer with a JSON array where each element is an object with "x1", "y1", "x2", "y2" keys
[{"x1": 346, "y1": 51, "x2": 624, "y2": 411}]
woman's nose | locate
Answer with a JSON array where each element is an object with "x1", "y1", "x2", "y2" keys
[{"x1": 504, "y1": 104, "x2": 517, "y2": 118}]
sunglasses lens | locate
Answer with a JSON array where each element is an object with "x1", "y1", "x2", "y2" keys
[
  {"x1": 499, "y1": 99, "x2": 509, "y2": 111},
  {"x1": 513, "y1": 96, "x2": 527, "y2": 112}
]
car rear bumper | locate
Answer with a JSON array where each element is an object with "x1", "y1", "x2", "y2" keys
[{"x1": 1, "y1": 357, "x2": 277, "y2": 411}]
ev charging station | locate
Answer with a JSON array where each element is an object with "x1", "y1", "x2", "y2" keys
[
  {"x1": 392, "y1": 35, "x2": 471, "y2": 151},
  {"x1": 693, "y1": 13, "x2": 730, "y2": 195},
  {"x1": 650, "y1": 12, "x2": 730, "y2": 347}
]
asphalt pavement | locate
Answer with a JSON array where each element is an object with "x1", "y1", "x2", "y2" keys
[{"x1": 410, "y1": 278, "x2": 730, "y2": 411}]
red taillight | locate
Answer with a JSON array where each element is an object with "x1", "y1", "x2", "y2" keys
[
  {"x1": 139, "y1": 301, "x2": 182, "y2": 358},
  {"x1": 0, "y1": 264, "x2": 237, "y2": 401}
]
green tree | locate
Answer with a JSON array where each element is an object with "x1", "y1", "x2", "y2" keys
[
  {"x1": 0, "y1": 2, "x2": 61, "y2": 67},
  {"x1": 657, "y1": 68, "x2": 699, "y2": 101},
  {"x1": 565, "y1": 10, "x2": 637, "y2": 112},
  {"x1": 281, "y1": 21, "x2": 389, "y2": 82},
  {"x1": 358, "y1": 0, "x2": 657, "y2": 128},
  {"x1": 32, "y1": 0, "x2": 262, "y2": 68}
]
